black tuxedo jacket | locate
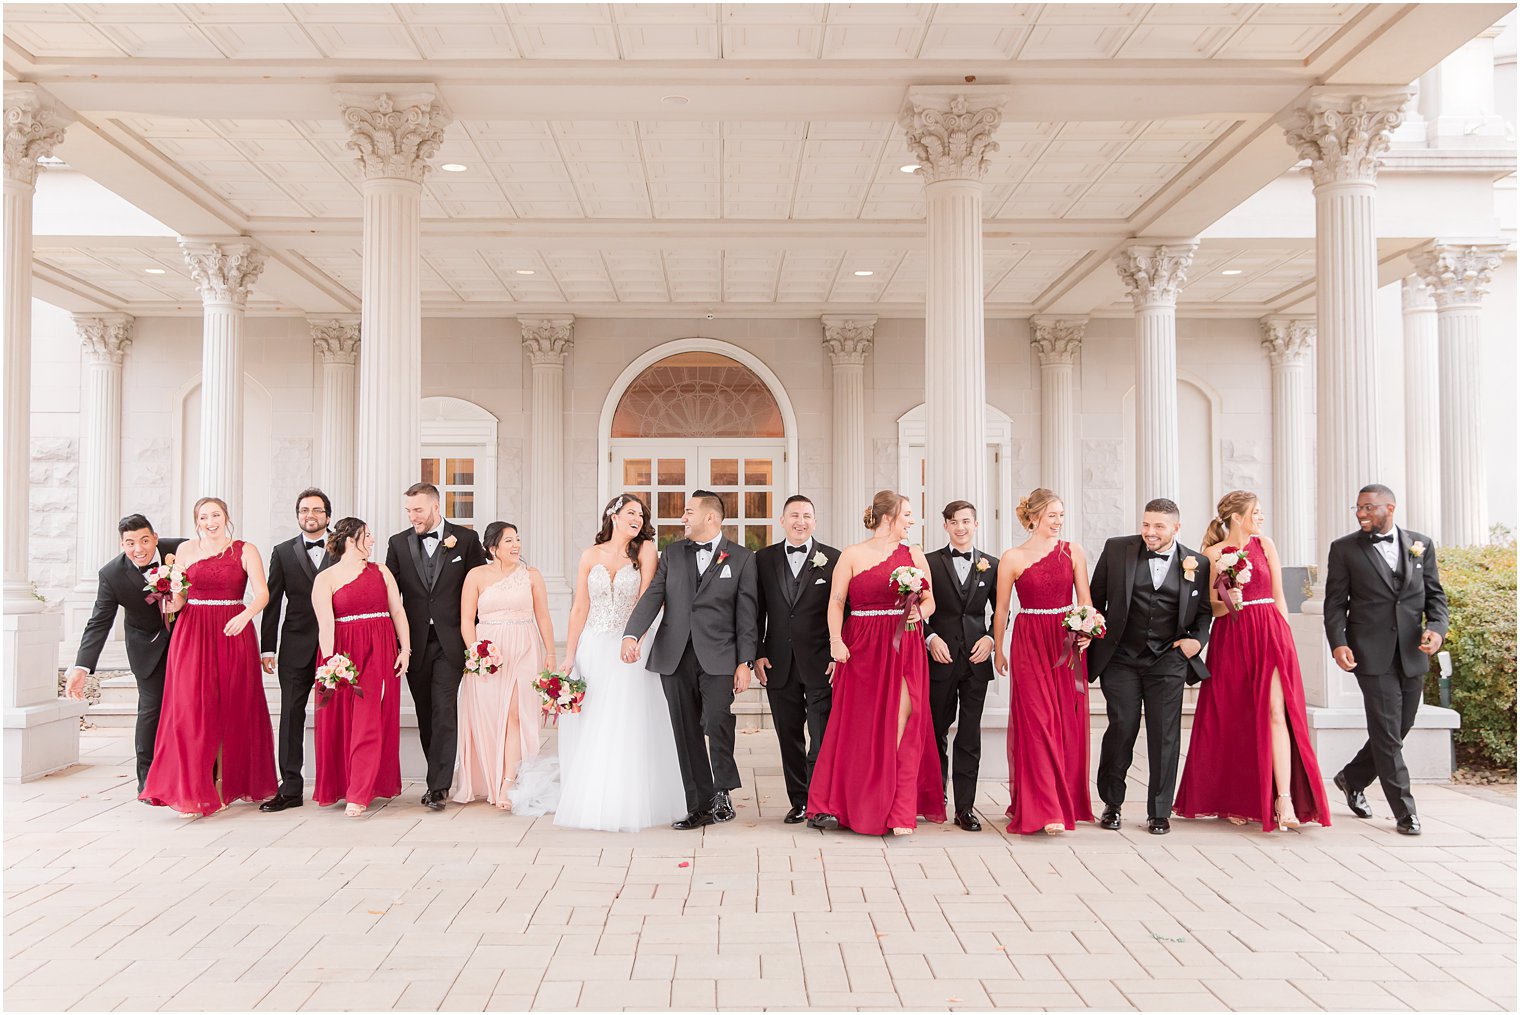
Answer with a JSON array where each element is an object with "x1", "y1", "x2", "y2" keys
[
  {"x1": 1087, "y1": 535, "x2": 1213, "y2": 685},
  {"x1": 260, "y1": 533, "x2": 336, "y2": 670},
  {"x1": 1324, "y1": 527, "x2": 1449, "y2": 678},
  {"x1": 754, "y1": 540, "x2": 838, "y2": 690},
  {"x1": 384, "y1": 521, "x2": 488, "y2": 671},
  {"x1": 74, "y1": 538, "x2": 187, "y2": 677},
  {"x1": 924, "y1": 545, "x2": 998, "y2": 683},
  {"x1": 624, "y1": 536, "x2": 759, "y2": 677}
]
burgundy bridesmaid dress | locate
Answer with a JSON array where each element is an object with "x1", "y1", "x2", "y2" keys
[
  {"x1": 1174, "y1": 536, "x2": 1331, "y2": 831},
  {"x1": 140, "y1": 541, "x2": 277, "y2": 814},
  {"x1": 1005, "y1": 542, "x2": 1095, "y2": 834},
  {"x1": 313, "y1": 563, "x2": 402, "y2": 808},
  {"x1": 807, "y1": 544, "x2": 945, "y2": 834}
]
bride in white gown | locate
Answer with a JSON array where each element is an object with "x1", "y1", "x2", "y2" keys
[{"x1": 509, "y1": 494, "x2": 687, "y2": 831}]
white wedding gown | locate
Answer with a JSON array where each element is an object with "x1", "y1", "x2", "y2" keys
[{"x1": 508, "y1": 563, "x2": 688, "y2": 832}]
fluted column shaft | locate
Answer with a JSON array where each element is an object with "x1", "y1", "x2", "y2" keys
[
  {"x1": 73, "y1": 316, "x2": 133, "y2": 584},
  {"x1": 822, "y1": 316, "x2": 875, "y2": 538},
  {"x1": 1260, "y1": 317, "x2": 1315, "y2": 566},
  {"x1": 1399, "y1": 278, "x2": 1441, "y2": 537},
  {"x1": 1413, "y1": 242, "x2": 1508, "y2": 546},
  {"x1": 312, "y1": 318, "x2": 360, "y2": 513},
  {"x1": 1030, "y1": 318, "x2": 1084, "y2": 530},
  {"x1": 521, "y1": 319, "x2": 573, "y2": 587}
]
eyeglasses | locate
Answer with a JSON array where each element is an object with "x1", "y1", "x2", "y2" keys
[
  {"x1": 1353, "y1": 503, "x2": 1392, "y2": 514},
  {"x1": 297, "y1": 507, "x2": 329, "y2": 516}
]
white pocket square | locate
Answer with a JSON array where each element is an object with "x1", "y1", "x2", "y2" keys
[
  {"x1": 720, "y1": 564, "x2": 732, "y2": 578},
  {"x1": 1190, "y1": 590, "x2": 1198, "y2": 597},
  {"x1": 451, "y1": 556, "x2": 462, "y2": 564},
  {"x1": 814, "y1": 578, "x2": 826, "y2": 585},
  {"x1": 978, "y1": 581, "x2": 986, "y2": 587}
]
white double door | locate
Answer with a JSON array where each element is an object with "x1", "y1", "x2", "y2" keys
[{"x1": 611, "y1": 439, "x2": 786, "y2": 552}]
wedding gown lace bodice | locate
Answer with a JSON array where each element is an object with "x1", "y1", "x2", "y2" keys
[{"x1": 587, "y1": 563, "x2": 642, "y2": 634}]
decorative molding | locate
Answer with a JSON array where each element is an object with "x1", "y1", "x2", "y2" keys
[
  {"x1": 73, "y1": 314, "x2": 134, "y2": 365},
  {"x1": 178, "y1": 239, "x2": 266, "y2": 308},
  {"x1": 1409, "y1": 242, "x2": 1509, "y2": 308},
  {"x1": 1258, "y1": 316, "x2": 1315, "y2": 367},
  {"x1": 310, "y1": 317, "x2": 360, "y2": 364},
  {"x1": 820, "y1": 315, "x2": 876, "y2": 366},
  {"x1": 336, "y1": 88, "x2": 451, "y2": 184},
  {"x1": 1114, "y1": 242, "x2": 1198, "y2": 308},
  {"x1": 1281, "y1": 88, "x2": 1410, "y2": 187},
  {"x1": 898, "y1": 90, "x2": 1005, "y2": 184},
  {"x1": 520, "y1": 316, "x2": 574, "y2": 365},
  {"x1": 3, "y1": 86, "x2": 71, "y2": 188},
  {"x1": 1400, "y1": 275, "x2": 1436, "y2": 312},
  {"x1": 1029, "y1": 318, "x2": 1086, "y2": 365}
]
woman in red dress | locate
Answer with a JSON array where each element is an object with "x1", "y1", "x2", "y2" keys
[
  {"x1": 140, "y1": 497, "x2": 277, "y2": 815},
  {"x1": 1175, "y1": 490, "x2": 1332, "y2": 832},
  {"x1": 993, "y1": 488, "x2": 1096, "y2": 835},
  {"x1": 808, "y1": 490, "x2": 945, "y2": 836},
  {"x1": 310, "y1": 518, "x2": 409, "y2": 816}
]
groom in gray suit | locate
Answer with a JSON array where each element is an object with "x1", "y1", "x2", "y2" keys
[{"x1": 623, "y1": 490, "x2": 759, "y2": 829}]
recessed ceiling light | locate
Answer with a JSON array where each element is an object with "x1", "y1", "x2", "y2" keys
[
  {"x1": 144, "y1": 268, "x2": 166, "y2": 274},
  {"x1": 898, "y1": 164, "x2": 918, "y2": 173},
  {"x1": 1221, "y1": 269, "x2": 1243, "y2": 276},
  {"x1": 440, "y1": 163, "x2": 467, "y2": 172},
  {"x1": 853, "y1": 270, "x2": 874, "y2": 277},
  {"x1": 515, "y1": 269, "x2": 535, "y2": 276},
  {"x1": 661, "y1": 94, "x2": 689, "y2": 106}
]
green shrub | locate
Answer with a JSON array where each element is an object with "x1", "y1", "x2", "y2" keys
[{"x1": 1425, "y1": 542, "x2": 1518, "y2": 770}]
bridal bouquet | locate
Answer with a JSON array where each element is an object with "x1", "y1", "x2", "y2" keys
[
  {"x1": 1213, "y1": 546, "x2": 1254, "y2": 613},
  {"x1": 1058, "y1": 605, "x2": 1107, "y2": 673},
  {"x1": 314, "y1": 653, "x2": 362, "y2": 708},
  {"x1": 142, "y1": 559, "x2": 189, "y2": 626},
  {"x1": 889, "y1": 565, "x2": 928, "y2": 649},
  {"x1": 464, "y1": 639, "x2": 502, "y2": 677},
  {"x1": 533, "y1": 669, "x2": 587, "y2": 724}
]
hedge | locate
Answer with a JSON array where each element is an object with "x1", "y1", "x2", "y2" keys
[{"x1": 1425, "y1": 541, "x2": 1518, "y2": 770}]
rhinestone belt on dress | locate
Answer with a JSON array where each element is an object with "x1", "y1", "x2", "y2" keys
[
  {"x1": 849, "y1": 609, "x2": 900, "y2": 617},
  {"x1": 1018, "y1": 604, "x2": 1075, "y2": 616},
  {"x1": 336, "y1": 611, "x2": 389, "y2": 622},
  {"x1": 1240, "y1": 598, "x2": 1275, "y2": 607},
  {"x1": 187, "y1": 598, "x2": 241, "y2": 606}
]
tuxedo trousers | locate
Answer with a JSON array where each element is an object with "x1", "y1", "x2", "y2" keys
[
  {"x1": 929, "y1": 656, "x2": 989, "y2": 815},
  {"x1": 1096, "y1": 664, "x2": 1186, "y2": 819},
  {"x1": 764, "y1": 673, "x2": 832, "y2": 809},
  {"x1": 661, "y1": 641, "x2": 740, "y2": 814},
  {"x1": 274, "y1": 654, "x2": 316, "y2": 797},
  {"x1": 131, "y1": 656, "x2": 167, "y2": 793},
  {"x1": 1342, "y1": 669, "x2": 1423, "y2": 820},
  {"x1": 409, "y1": 628, "x2": 464, "y2": 794}
]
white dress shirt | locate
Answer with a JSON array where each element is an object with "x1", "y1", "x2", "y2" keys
[
  {"x1": 421, "y1": 523, "x2": 444, "y2": 557},
  {"x1": 1147, "y1": 542, "x2": 1177, "y2": 589},
  {"x1": 694, "y1": 538, "x2": 717, "y2": 575},
  {"x1": 785, "y1": 537, "x2": 813, "y2": 579},
  {"x1": 1371, "y1": 525, "x2": 1400, "y2": 570},
  {"x1": 948, "y1": 545, "x2": 974, "y2": 584}
]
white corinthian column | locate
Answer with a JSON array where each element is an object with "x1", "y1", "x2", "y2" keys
[
  {"x1": 521, "y1": 317, "x2": 573, "y2": 601},
  {"x1": 1030, "y1": 318, "x2": 1084, "y2": 533},
  {"x1": 1282, "y1": 87, "x2": 1408, "y2": 596},
  {"x1": 1259, "y1": 317, "x2": 1315, "y2": 567},
  {"x1": 179, "y1": 238, "x2": 265, "y2": 517},
  {"x1": 900, "y1": 87, "x2": 1005, "y2": 519},
  {"x1": 311, "y1": 317, "x2": 361, "y2": 515},
  {"x1": 1114, "y1": 242, "x2": 1197, "y2": 512},
  {"x1": 1411, "y1": 242, "x2": 1508, "y2": 547},
  {"x1": 1399, "y1": 276, "x2": 1441, "y2": 538},
  {"x1": 338, "y1": 87, "x2": 450, "y2": 540},
  {"x1": 821, "y1": 315, "x2": 875, "y2": 540}
]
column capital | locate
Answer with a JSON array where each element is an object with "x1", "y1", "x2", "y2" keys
[
  {"x1": 1029, "y1": 318, "x2": 1086, "y2": 365},
  {"x1": 178, "y1": 238, "x2": 266, "y2": 308},
  {"x1": 821, "y1": 315, "x2": 876, "y2": 366},
  {"x1": 1259, "y1": 316, "x2": 1315, "y2": 367},
  {"x1": 336, "y1": 86, "x2": 451, "y2": 184},
  {"x1": 1114, "y1": 241, "x2": 1197, "y2": 308},
  {"x1": 1400, "y1": 274, "x2": 1436, "y2": 312},
  {"x1": 74, "y1": 313, "x2": 134, "y2": 365},
  {"x1": 520, "y1": 316, "x2": 574, "y2": 365},
  {"x1": 1410, "y1": 242, "x2": 1509, "y2": 309},
  {"x1": 310, "y1": 316, "x2": 361, "y2": 364},
  {"x1": 3, "y1": 85, "x2": 72, "y2": 188},
  {"x1": 898, "y1": 87, "x2": 1006, "y2": 184},
  {"x1": 1281, "y1": 87, "x2": 1410, "y2": 188}
]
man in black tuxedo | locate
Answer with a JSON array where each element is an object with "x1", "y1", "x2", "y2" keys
[
  {"x1": 623, "y1": 490, "x2": 759, "y2": 830},
  {"x1": 923, "y1": 499, "x2": 998, "y2": 831},
  {"x1": 64, "y1": 514, "x2": 185, "y2": 792},
  {"x1": 384, "y1": 482, "x2": 487, "y2": 811},
  {"x1": 754, "y1": 495, "x2": 838, "y2": 824},
  {"x1": 1324, "y1": 483, "x2": 1449, "y2": 836},
  {"x1": 258, "y1": 487, "x2": 335, "y2": 813},
  {"x1": 1088, "y1": 498, "x2": 1213, "y2": 835}
]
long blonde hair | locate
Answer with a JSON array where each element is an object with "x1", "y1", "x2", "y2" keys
[
  {"x1": 863, "y1": 490, "x2": 908, "y2": 531},
  {"x1": 1015, "y1": 487, "x2": 1061, "y2": 531},
  {"x1": 191, "y1": 496, "x2": 235, "y2": 537},
  {"x1": 1203, "y1": 490, "x2": 1257, "y2": 549}
]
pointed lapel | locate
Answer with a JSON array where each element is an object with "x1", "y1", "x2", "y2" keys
[
  {"x1": 1121, "y1": 538, "x2": 1140, "y2": 615},
  {"x1": 1173, "y1": 543, "x2": 1192, "y2": 630},
  {"x1": 938, "y1": 548, "x2": 969, "y2": 611},
  {"x1": 778, "y1": 544, "x2": 800, "y2": 609},
  {"x1": 1394, "y1": 527, "x2": 1413, "y2": 595},
  {"x1": 406, "y1": 528, "x2": 428, "y2": 588},
  {"x1": 426, "y1": 522, "x2": 454, "y2": 591},
  {"x1": 1359, "y1": 534, "x2": 1398, "y2": 593},
  {"x1": 694, "y1": 537, "x2": 726, "y2": 598},
  {"x1": 295, "y1": 536, "x2": 319, "y2": 581}
]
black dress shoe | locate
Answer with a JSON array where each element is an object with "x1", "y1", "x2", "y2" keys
[
  {"x1": 1396, "y1": 815, "x2": 1422, "y2": 836},
  {"x1": 953, "y1": 810, "x2": 982, "y2": 832},
  {"x1": 783, "y1": 805, "x2": 807, "y2": 824},
  {"x1": 1147, "y1": 817, "x2": 1170, "y2": 835},
  {"x1": 1334, "y1": 770, "x2": 1373, "y2": 819},
  {"x1": 711, "y1": 790, "x2": 736, "y2": 822},
  {"x1": 672, "y1": 810, "x2": 715, "y2": 830},
  {"x1": 807, "y1": 813, "x2": 840, "y2": 831},
  {"x1": 422, "y1": 790, "x2": 446, "y2": 812},
  {"x1": 1099, "y1": 806, "x2": 1121, "y2": 831},
  {"x1": 259, "y1": 794, "x2": 303, "y2": 813}
]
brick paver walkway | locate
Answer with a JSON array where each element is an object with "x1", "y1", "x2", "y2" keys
[{"x1": 5, "y1": 727, "x2": 1515, "y2": 1012}]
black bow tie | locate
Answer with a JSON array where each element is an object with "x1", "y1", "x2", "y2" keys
[
  {"x1": 950, "y1": 549, "x2": 973, "y2": 561},
  {"x1": 138, "y1": 563, "x2": 156, "y2": 574},
  {"x1": 786, "y1": 544, "x2": 808, "y2": 555},
  {"x1": 420, "y1": 531, "x2": 439, "y2": 543},
  {"x1": 1369, "y1": 533, "x2": 1394, "y2": 544},
  {"x1": 1144, "y1": 550, "x2": 1170, "y2": 561},
  {"x1": 304, "y1": 540, "x2": 324, "y2": 551},
  {"x1": 692, "y1": 541, "x2": 715, "y2": 554}
]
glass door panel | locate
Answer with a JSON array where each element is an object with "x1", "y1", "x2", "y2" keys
[{"x1": 419, "y1": 449, "x2": 479, "y2": 530}]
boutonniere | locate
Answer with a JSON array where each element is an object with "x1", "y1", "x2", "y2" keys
[
  {"x1": 716, "y1": 550, "x2": 729, "y2": 566},
  {"x1": 1410, "y1": 541, "x2": 1425, "y2": 559},
  {"x1": 442, "y1": 534, "x2": 457, "y2": 550},
  {"x1": 974, "y1": 557, "x2": 990, "y2": 573},
  {"x1": 1182, "y1": 555, "x2": 1199, "y2": 582},
  {"x1": 811, "y1": 551, "x2": 828, "y2": 569}
]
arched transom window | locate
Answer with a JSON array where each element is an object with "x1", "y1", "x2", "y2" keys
[{"x1": 611, "y1": 352, "x2": 784, "y2": 439}]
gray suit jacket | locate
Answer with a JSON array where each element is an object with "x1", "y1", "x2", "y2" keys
[{"x1": 623, "y1": 536, "x2": 759, "y2": 676}]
